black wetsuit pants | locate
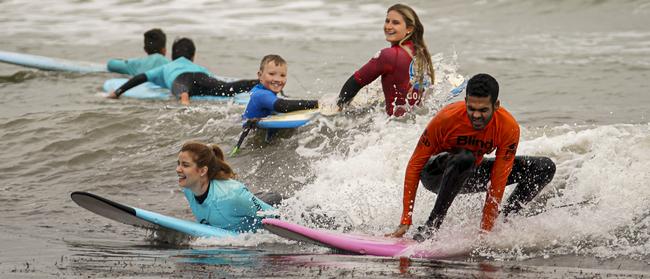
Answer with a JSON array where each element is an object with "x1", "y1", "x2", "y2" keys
[
  {"x1": 419, "y1": 149, "x2": 556, "y2": 230},
  {"x1": 172, "y1": 72, "x2": 258, "y2": 97}
]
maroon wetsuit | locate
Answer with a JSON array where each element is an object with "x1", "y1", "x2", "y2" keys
[{"x1": 353, "y1": 40, "x2": 419, "y2": 117}]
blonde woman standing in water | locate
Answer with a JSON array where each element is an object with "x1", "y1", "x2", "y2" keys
[{"x1": 336, "y1": 4, "x2": 435, "y2": 117}]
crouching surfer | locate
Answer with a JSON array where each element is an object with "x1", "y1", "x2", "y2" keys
[{"x1": 386, "y1": 73, "x2": 556, "y2": 241}]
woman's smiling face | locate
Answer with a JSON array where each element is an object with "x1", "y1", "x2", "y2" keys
[
  {"x1": 384, "y1": 10, "x2": 413, "y2": 44},
  {"x1": 176, "y1": 151, "x2": 206, "y2": 189}
]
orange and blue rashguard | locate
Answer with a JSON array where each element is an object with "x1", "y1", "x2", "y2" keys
[{"x1": 401, "y1": 101, "x2": 520, "y2": 232}]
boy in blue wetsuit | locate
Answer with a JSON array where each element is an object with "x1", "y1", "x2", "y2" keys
[
  {"x1": 106, "y1": 28, "x2": 170, "y2": 76},
  {"x1": 238, "y1": 55, "x2": 319, "y2": 145},
  {"x1": 177, "y1": 141, "x2": 279, "y2": 232},
  {"x1": 108, "y1": 37, "x2": 258, "y2": 105},
  {"x1": 243, "y1": 54, "x2": 319, "y2": 120}
]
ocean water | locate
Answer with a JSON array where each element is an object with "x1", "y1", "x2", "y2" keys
[{"x1": 0, "y1": 0, "x2": 649, "y2": 277}]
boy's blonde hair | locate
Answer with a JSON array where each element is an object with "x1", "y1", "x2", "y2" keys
[{"x1": 259, "y1": 54, "x2": 287, "y2": 72}]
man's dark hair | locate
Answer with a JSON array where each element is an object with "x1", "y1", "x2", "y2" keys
[
  {"x1": 172, "y1": 38, "x2": 196, "y2": 60},
  {"x1": 466, "y1": 73, "x2": 499, "y2": 104},
  {"x1": 143, "y1": 28, "x2": 166, "y2": 55}
]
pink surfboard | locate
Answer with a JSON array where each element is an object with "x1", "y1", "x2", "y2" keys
[{"x1": 262, "y1": 219, "x2": 469, "y2": 259}]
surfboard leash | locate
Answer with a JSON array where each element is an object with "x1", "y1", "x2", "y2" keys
[{"x1": 229, "y1": 119, "x2": 259, "y2": 156}]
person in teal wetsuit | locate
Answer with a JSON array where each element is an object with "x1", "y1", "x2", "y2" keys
[
  {"x1": 108, "y1": 37, "x2": 258, "y2": 105},
  {"x1": 176, "y1": 141, "x2": 279, "y2": 232},
  {"x1": 106, "y1": 28, "x2": 170, "y2": 75}
]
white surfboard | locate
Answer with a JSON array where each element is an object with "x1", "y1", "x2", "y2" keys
[
  {"x1": 0, "y1": 50, "x2": 107, "y2": 73},
  {"x1": 256, "y1": 109, "x2": 320, "y2": 129}
]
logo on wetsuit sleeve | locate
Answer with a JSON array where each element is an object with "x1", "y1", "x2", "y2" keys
[
  {"x1": 408, "y1": 60, "x2": 430, "y2": 92},
  {"x1": 251, "y1": 197, "x2": 263, "y2": 211}
]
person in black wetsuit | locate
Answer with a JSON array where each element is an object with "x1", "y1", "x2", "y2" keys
[
  {"x1": 107, "y1": 38, "x2": 258, "y2": 105},
  {"x1": 242, "y1": 54, "x2": 319, "y2": 119},
  {"x1": 234, "y1": 54, "x2": 319, "y2": 145}
]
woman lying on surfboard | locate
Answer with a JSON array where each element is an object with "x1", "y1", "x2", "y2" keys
[
  {"x1": 177, "y1": 141, "x2": 280, "y2": 232},
  {"x1": 335, "y1": 4, "x2": 435, "y2": 117}
]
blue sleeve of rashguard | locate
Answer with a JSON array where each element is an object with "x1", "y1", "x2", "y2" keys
[{"x1": 107, "y1": 59, "x2": 130, "y2": 75}]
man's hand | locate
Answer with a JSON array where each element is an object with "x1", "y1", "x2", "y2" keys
[
  {"x1": 385, "y1": 224, "x2": 410, "y2": 238},
  {"x1": 106, "y1": 91, "x2": 119, "y2": 99}
]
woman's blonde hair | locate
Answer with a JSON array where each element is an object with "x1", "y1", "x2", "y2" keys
[{"x1": 388, "y1": 4, "x2": 435, "y2": 92}]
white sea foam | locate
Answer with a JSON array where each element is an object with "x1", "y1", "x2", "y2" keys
[{"x1": 217, "y1": 114, "x2": 650, "y2": 259}]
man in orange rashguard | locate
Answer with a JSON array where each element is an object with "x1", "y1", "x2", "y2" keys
[{"x1": 387, "y1": 73, "x2": 556, "y2": 241}]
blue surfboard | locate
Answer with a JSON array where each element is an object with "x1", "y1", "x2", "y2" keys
[
  {"x1": 0, "y1": 50, "x2": 107, "y2": 73},
  {"x1": 447, "y1": 80, "x2": 467, "y2": 101},
  {"x1": 102, "y1": 78, "x2": 251, "y2": 104},
  {"x1": 70, "y1": 191, "x2": 238, "y2": 238}
]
